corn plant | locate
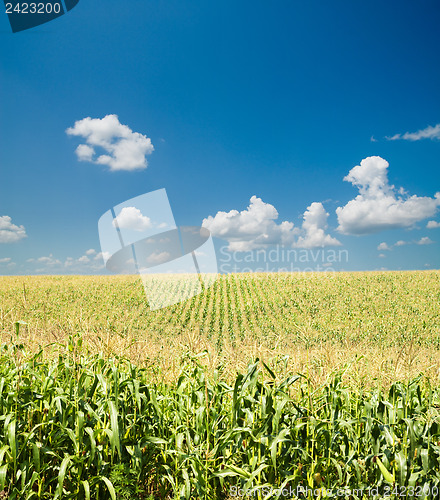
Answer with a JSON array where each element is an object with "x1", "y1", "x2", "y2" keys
[{"x1": 0, "y1": 332, "x2": 439, "y2": 499}]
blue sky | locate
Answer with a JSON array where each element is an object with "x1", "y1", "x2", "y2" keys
[{"x1": 1, "y1": 0, "x2": 439, "y2": 274}]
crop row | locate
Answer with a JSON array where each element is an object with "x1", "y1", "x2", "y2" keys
[{"x1": 2, "y1": 272, "x2": 439, "y2": 351}]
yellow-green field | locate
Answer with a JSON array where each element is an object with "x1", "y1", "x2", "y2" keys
[
  {"x1": 1, "y1": 270, "x2": 440, "y2": 386},
  {"x1": 0, "y1": 271, "x2": 440, "y2": 498}
]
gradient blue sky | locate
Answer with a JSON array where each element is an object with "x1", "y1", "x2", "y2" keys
[{"x1": 1, "y1": 0, "x2": 439, "y2": 274}]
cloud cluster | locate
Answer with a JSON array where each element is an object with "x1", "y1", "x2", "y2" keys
[
  {"x1": 202, "y1": 196, "x2": 298, "y2": 251},
  {"x1": 66, "y1": 115, "x2": 154, "y2": 171},
  {"x1": 387, "y1": 123, "x2": 440, "y2": 141},
  {"x1": 202, "y1": 196, "x2": 340, "y2": 251},
  {"x1": 25, "y1": 250, "x2": 107, "y2": 274},
  {"x1": 0, "y1": 216, "x2": 27, "y2": 243},
  {"x1": 203, "y1": 156, "x2": 438, "y2": 255},
  {"x1": 336, "y1": 156, "x2": 440, "y2": 234},
  {"x1": 147, "y1": 251, "x2": 171, "y2": 265},
  {"x1": 427, "y1": 220, "x2": 440, "y2": 229},
  {"x1": 113, "y1": 207, "x2": 152, "y2": 231},
  {"x1": 0, "y1": 257, "x2": 15, "y2": 271},
  {"x1": 376, "y1": 237, "x2": 434, "y2": 252},
  {"x1": 36, "y1": 255, "x2": 62, "y2": 265}
]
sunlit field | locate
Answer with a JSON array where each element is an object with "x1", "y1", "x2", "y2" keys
[
  {"x1": 0, "y1": 271, "x2": 439, "y2": 498},
  {"x1": 1, "y1": 271, "x2": 440, "y2": 385}
]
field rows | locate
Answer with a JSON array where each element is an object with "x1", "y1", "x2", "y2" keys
[
  {"x1": 0, "y1": 271, "x2": 439, "y2": 385},
  {"x1": 0, "y1": 271, "x2": 440, "y2": 498}
]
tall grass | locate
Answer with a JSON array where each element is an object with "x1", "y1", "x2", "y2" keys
[{"x1": 0, "y1": 331, "x2": 439, "y2": 499}]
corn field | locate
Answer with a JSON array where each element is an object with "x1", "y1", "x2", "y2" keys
[
  {"x1": 0, "y1": 333, "x2": 439, "y2": 499},
  {"x1": 1, "y1": 272, "x2": 439, "y2": 349},
  {"x1": 0, "y1": 271, "x2": 439, "y2": 498},
  {"x1": 1, "y1": 272, "x2": 439, "y2": 384}
]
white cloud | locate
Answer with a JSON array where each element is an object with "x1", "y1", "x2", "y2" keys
[
  {"x1": 95, "y1": 251, "x2": 111, "y2": 263},
  {"x1": 377, "y1": 242, "x2": 391, "y2": 251},
  {"x1": 147, "y1": 251, "x2": 171, "y2": 265},
  {"x1": 36, "y1": 254, "x2": 62, "y2": 266},
  {"x1": 62, "y1": 253, "x2": 105, "y2": 272},
  {"x1": 427, "y1": 220, "x2": 440, "y2": 229},
  {"x1": 391, "y1": 237, "x2": 435, "y2": 248},
  {"x1": 66, "y1": 114, "x2": 154, "y2": 171},
  {"x1": 113, "y1": 207, "x2": 152, "y2": 232},
  {"x1": 76, "y1": 144, "x2": 95, "y2": 161},
  {"x1": 295, "y1": 202, "x2": 341, "y2": 248},
  {"x1": 202, "y1": 196, "x2": 299, "y2": 251},
  {"x1": 336, "y1": 156, "x2": 440, "y2": 234},
  {"x1": 386, "y1": 123, "x2": 440, "y2": 141},
  {"x1": 85, "y1": 248, "x2": 96, "y2": 255},
  {"x1": 386, "y1": 134, "x2": 402, "y2": 141},
  {"x1": 0, "y1": 257, "x2": 12, "y2": 263},
  {"x1": 417, "y1": 236, "x2": 434, "y2": 245},
  {"x1": 202, "y1": 196, "x2": 340, "y2": 251},
  {"x1": 22, "y1": 249, "x2": 107, "y2": 274},
  {"x1": 0, "y1": 216, "x2": 27, "y2": 243},
  {"x1": 379, "y1": 254, "x2": 386, "y2": 258}
]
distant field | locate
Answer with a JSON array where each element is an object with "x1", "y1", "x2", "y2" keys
[{"x1": 1, "y1": 271, "x2": 439, "y2": 386}]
